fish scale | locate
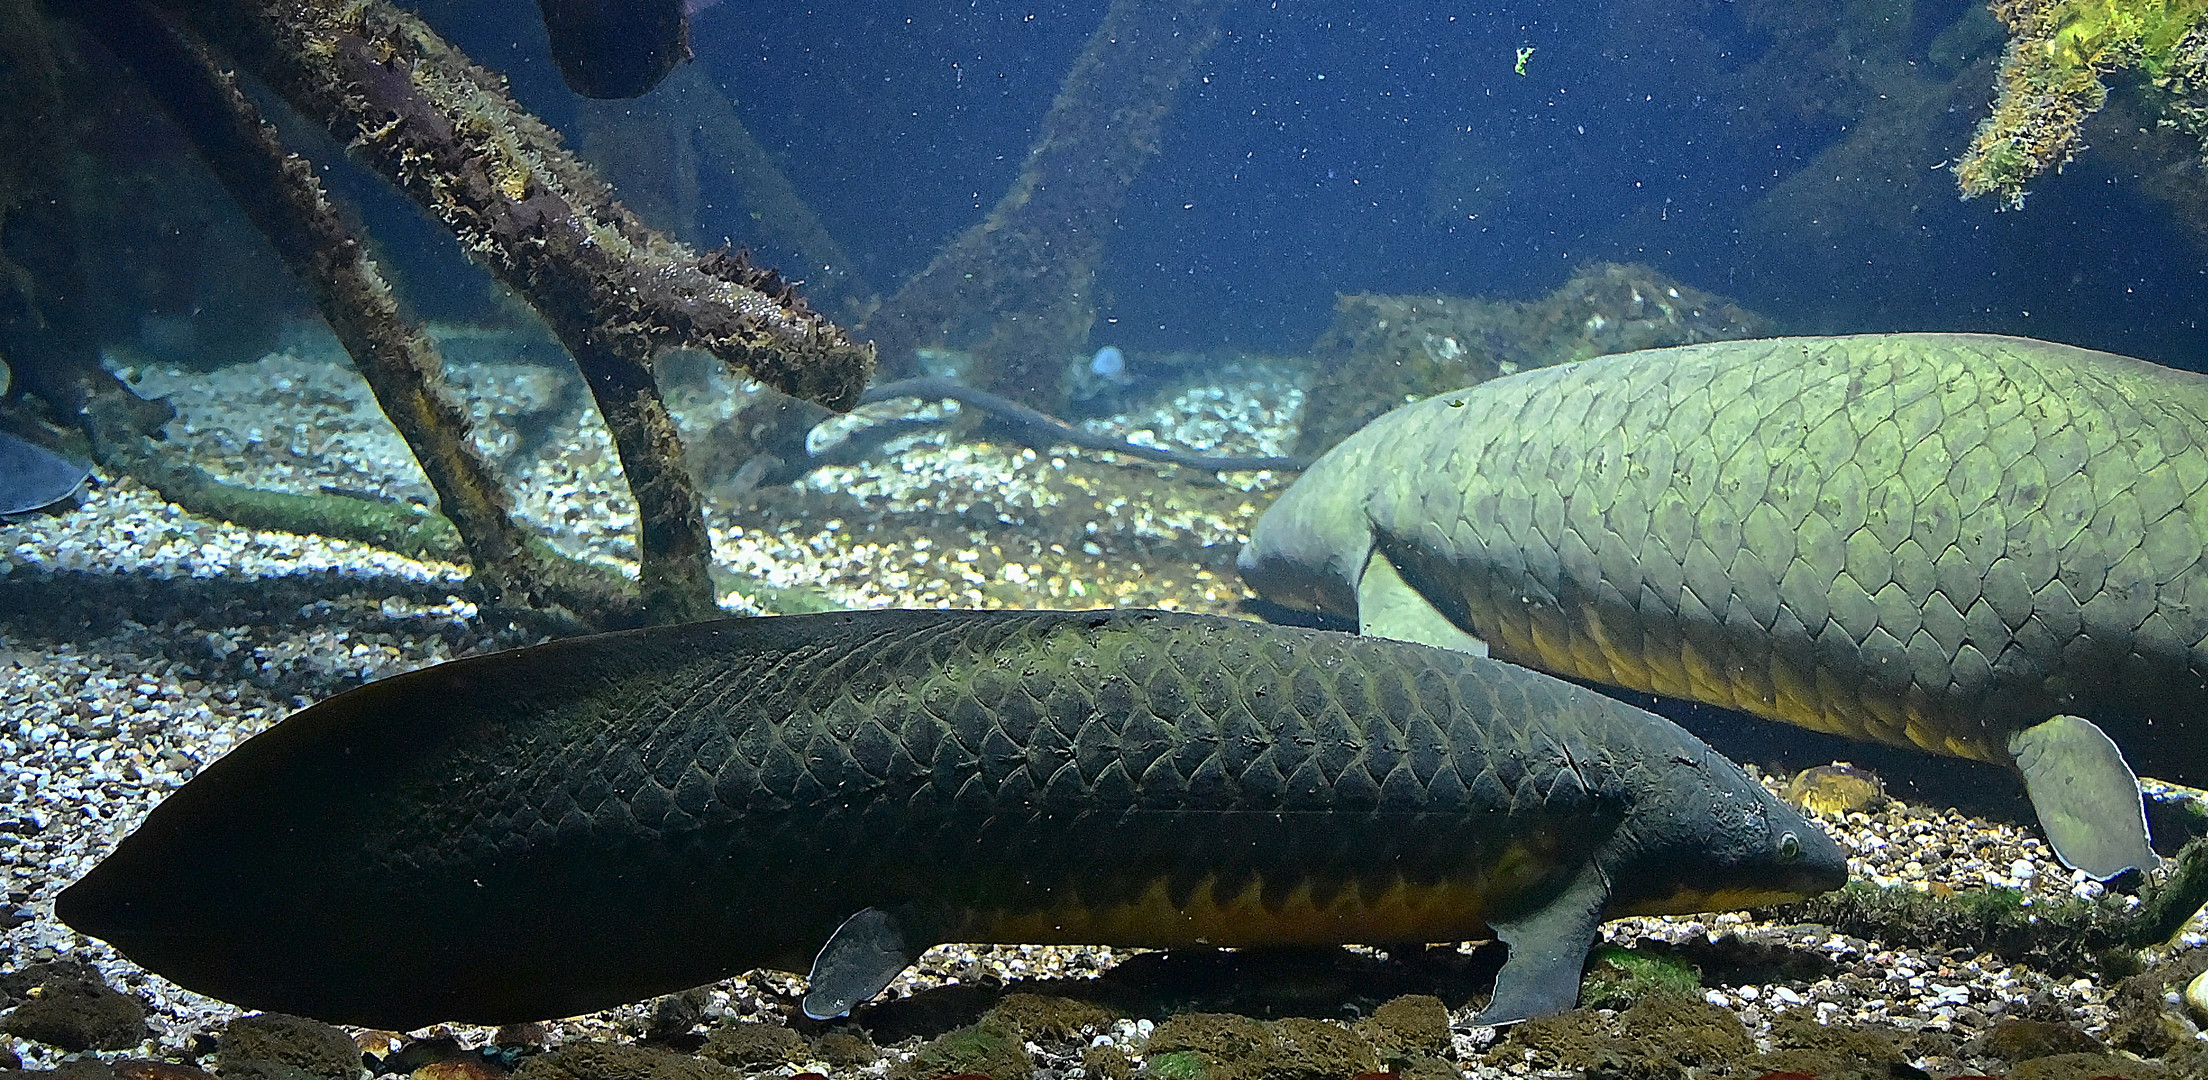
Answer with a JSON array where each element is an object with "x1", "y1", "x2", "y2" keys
[
  {"x1": 1243, "y1": 332, "x2": 2208, "y2": 879},
  {"x1": 1295, "y1": 335, "x2": 2208, "y2": 767},
  {"x1": 59, "y1": 608, "x2": 1841, "y2": 1029}
]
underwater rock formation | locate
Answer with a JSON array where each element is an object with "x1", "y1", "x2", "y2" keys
[{"x1": 1294, "y1": 263, "x2": 1770, "y2": 458}]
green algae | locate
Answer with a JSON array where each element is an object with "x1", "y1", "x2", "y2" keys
[
  {"x1": 1140, "y1": 1013, "x2": 1379, "y2": 1080},
  {"x1": 892, "y1": 1014, "x2": 1034, "y2": 1080},
  {"x1": 1576, "y1": 945, "x2": 1705, "y2": 1011},
  {"x1": 1958, "y1": 0, "x2": 2208, "y2": 204},
  {"x1": 1144, "y1": 1050, "x2": 1207, "y2": 1080}
]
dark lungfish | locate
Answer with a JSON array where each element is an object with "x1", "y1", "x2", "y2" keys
[
  {"x1": 534, "y1": 0, "x2": 689, "y2": 99},
  {"x1": 0, "y1": 429, "x2": 90, "y2": 516},
  {"x1": 1241, "y1": 332, "x2": 2208, "y2": 882},
  {"x1": 58, "y1": 609, "x2": 1843, "y2": 1030}
]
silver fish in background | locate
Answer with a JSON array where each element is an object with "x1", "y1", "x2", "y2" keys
[{"x1": 0, "y1": 356, "x2": 91, "y2": 517}]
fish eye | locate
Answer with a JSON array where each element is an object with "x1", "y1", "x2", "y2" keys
[{"x1": 1779, "y1": 832, "x2": 1801, "y2": 861}]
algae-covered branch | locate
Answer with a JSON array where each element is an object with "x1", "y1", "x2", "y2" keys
[
  {"x1": 167, "y1": 0, "x2": 872, "y2": 410},
  {"x1": 863, "y1": 0, "x2": 1232, "y2": 409},
  {"x1": 83, "y1": 0, "x2": 633, "y2": 629},
  {"x1": 1957, "y1": 0, "x2": 2208, "y2": 206},
  {"x1": 141, "y1": 0, "x2": 876, "y2": 622}
]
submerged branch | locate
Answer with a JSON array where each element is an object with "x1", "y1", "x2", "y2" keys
[
  {"x1": 863, "y1": 0, "x2": 1232, "y2": 407},
  {"x1": 163, "y1": 0, "x2": 875, "y2": 622},
  {"x1": 84, "y1": 0, "x2": 637, "y2": 629}
]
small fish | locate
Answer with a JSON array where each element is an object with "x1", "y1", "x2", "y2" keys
[
  {"x1": 0, "y1": 429, "x2": 90, "y2": 517},
  {"x1": 58, "y1": 609, "x2": 1843, "y2": 1030},
  {"x1": 534, "y1": 0, "x2": 690, "y2": 99}
]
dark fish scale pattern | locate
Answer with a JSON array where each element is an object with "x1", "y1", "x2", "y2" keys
[
  {"x1": 343, "y1": 610, "x2": 1686, "y2": 908},
  {"x1": 63, "y1": 609, "x2": 1840, "y2": 1029},
  {"x1": 1334, "y1": 334, "x2": 2208, "y2": 771}
]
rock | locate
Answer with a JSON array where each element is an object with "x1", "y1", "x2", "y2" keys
[
  {"x1": 1396, "y1": 1056, "x2": 1457, "y2": 1080},
  {"x1": 1746, "y1": 1012, "x2": 1924, "y2": 1080},
  {"x1": 1488, "y1": 995, "x2": 1750, "y2": 1078},
  {"x1": 697, "y1": 1023, "x2": 806, "y2": 1068},
  {"x1": 1082, "y1": 1045, "x2": 1132, "y2": 1080},
  {"x1": 891, "y1": 1015, "x2": 1032, "y2": 1080},
  {"x1": 2104, "y1": 950, "x2": 2208, "y2": 1058},
  {"x1": 1143, "y1": 1013, "x2": 1378, "y2": 1080},
  {"x1": 808, "y1": 1032, "x2": 877, "y2": 1067},
  {"x1": 642, "y1": 993, "x2": 708, "y2": 1043},
  {"x1": 2188, "y1": 968, "x2": 2208, "y2": 1024},
  {"x1": 217, "y1": 1014, "x2": 363, "y2": 1080},
  {"x1": 2007, "y1": 1050, "x2": 2169, "y2": 1079},
  {"x1": 0, "y1": 965, "x2": 148, "y2": 1052},
  {"x1": 411, "y1": 1062, "x2": 505, "y2": 1080},
  {"x1": 986, "y1": 994, "x2": 1114, "y2": 1041},
  {"x1": 1973, "y1": 1018, "x2": 2105, "y2": 1062},
  {"x1": 1262, "y1": 1019, "x2": 1380, "y2": 1080},
  {"x1": 114, "y1": 1061, "x2": 215, "y2": 1080},
  {"x1": 1782, "y1": 764, "x2": 1888, "y2": 816},
  {"x1": 1351, "y1": 996, "x2": 1450, "y2": 1064},
  {"x1": 0, "y1": 1061, "x2": 117, "y2": 1080},
  {"x1": 1146, "y1": 1014, "x2": 1268, "y2": 1066},
  {"x1": 511, "y1": 1043, "x2": 735, "y2": 1080}
]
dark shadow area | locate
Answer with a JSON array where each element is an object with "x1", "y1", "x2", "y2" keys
[{"x1": 831, "y1": 943, "x2": 1507, "y2": 1041}]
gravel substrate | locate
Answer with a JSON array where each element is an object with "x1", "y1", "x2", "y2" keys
[{"x1": 4, "y1": 338, "x2": 2207, "y2": 1079}]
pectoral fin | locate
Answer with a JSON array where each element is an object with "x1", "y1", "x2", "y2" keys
[
  {"x1": 1358, "y1": 550, "x2": 1488, "y2": 657},
  {"x1": 803, "y1": 907, "x2": 915, "y2": 1019},
  {"x1": 1475, "y1": 862, "x2": 1609, "y2": 1025},
  {"x1": 2010, "y1": 715, "x2": 2159, "y2": 882}
]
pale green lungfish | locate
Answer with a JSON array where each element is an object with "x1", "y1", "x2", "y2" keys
[{"x1": 1242, "y1": 333, "x2": 2208, "y2": 881}]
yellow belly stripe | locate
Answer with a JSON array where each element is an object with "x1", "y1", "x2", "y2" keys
[
  {"x1": 1613, "y1": 883, "x2": 1816, "y2": 917},
  {"x1": 961, "y1": 873, "x2": 1499, "y2": 949},
  {"x1": 1472, "y1": 592, "x2": 2010, "y2": 766}
]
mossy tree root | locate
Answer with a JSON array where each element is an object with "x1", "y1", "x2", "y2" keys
[
  {"x1": 80, "y1": 0, "x2": 642, "y2": 630},
  {"x1": 162, "y1": 0, "x2": 876, "y2": 623},
  {"x1": 83, "y1": 390, "x2": 639, "y2": 634},
  {"x1": 862, "y1": 0, "x2": 1232, "y2": 408},
  {"x1": 1779, "y1": 834, "x2": 2208, "y2": 978}
]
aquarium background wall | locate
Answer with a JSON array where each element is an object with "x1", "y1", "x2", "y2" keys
[{"x1": 364, "y1": 0, "x2": 2208, "y2": 372}]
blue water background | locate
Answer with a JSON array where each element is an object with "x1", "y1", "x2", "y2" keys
[{"x1": 395, "y1": 0, "x2": 2206, "y2": 369}]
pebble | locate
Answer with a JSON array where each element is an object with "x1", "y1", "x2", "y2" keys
[{"x1": 6, "y1": 342, "x2": 2207, "y2": 1080}]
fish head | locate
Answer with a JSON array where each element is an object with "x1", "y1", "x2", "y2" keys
[
  {"x1": 1237, "y1": 450, "x2": 1382, "y2": 623},
  {"x1": 1606, "y1": 739, "x2": 1849, "y2": 917}
]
